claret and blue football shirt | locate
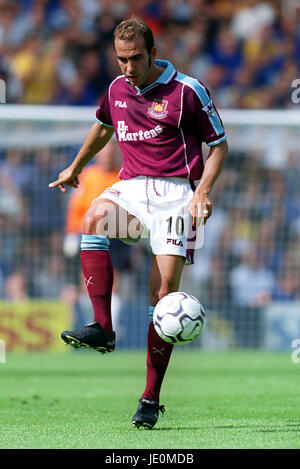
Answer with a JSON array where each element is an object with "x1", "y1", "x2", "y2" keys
[{"x1": 96, "y1": 60, "x2": 226, "y2": 181}]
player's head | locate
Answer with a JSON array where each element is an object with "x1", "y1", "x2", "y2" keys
[{"x1": 113, "y1": 17, "x2": 157, "y2": 89}]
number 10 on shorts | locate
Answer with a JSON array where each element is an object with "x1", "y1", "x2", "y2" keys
[{"x1": 165, "y1": 211, "x2": 204, "y2": 250}]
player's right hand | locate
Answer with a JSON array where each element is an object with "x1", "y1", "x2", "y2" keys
[{"x1": 48, "y1": 166, "x2": 81, "y2": 193}]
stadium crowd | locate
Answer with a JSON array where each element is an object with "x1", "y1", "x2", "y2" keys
[
  {"x1": 0, "y1": 0, "x2": 300, "y2": 347},
  {"x1": 0, "y1": 0, "x2": 300, "y2": 109}
]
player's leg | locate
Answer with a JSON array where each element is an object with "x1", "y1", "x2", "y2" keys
[
  {"x1": 61, "y1": 198, "x2": 142, "y2": 353},
  {"x1": 145, "y1": 254, "x2": 185, "y2": 400},
  {"x1": 132, "y1": 254, "x2": 185, "y2": 428}
]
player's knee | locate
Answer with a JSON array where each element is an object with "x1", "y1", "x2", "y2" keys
[
  {"x1": 83, "y1": 202, "x2": 110, "y2": 235},
  {"x1": 83, "y1": 212, "x2": 97, "y2": 234}
]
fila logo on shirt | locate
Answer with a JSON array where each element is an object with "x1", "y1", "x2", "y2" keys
[
  {"x1": 115, "y1": 100, "x2": 127, "y2": 108},
  {"x1": 117, "y1": 120, "x2": 163, "y2": 142}
]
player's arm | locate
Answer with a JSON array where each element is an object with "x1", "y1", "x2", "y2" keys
[
  {"x1": 189, "y1": 140, "x2": 228, "y2": 226},
  {"x1": 49, "y1": 123, "x2": 114, "y2": 193}
]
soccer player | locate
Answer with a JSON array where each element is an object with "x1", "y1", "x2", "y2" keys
[{"x1": 49, "y1": 17, "x2": 228, "y2": 429}]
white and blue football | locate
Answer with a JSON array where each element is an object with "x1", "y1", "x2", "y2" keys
[{"x1": 153, "y1": 292, "x2": 205, "y2": 345}]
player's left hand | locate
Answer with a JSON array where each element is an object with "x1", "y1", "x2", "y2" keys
[{"x1": 188, "y1": 193, "x2": 212, "y2": 227}]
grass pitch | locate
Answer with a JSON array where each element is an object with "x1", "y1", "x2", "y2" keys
[{"x1": 0, "y1": 349, "x2": 299, "y2": 449}]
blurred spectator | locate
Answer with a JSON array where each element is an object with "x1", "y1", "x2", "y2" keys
[
  {"x1": 23, "y1": 148, "x2": 65, "y2": 235},
  {"x1": 229, "y1": 244, "x2": 275, "y2": 308},
  {"x1": 10, "y1": 35, "x2": 58, "y2": 104},
  {"x1": 210, "y1": 25, "x2": 243, "y2": 84},
  {"x1": 0, "y1": 0, "x2": 299, "y2": 109},
  {"x1": 229, "y1": 243, "x2": 276, "y2": 347},
  {"x1": 231, "y1": 0, "x2": 275, "y2": 40},
  {"x1": 55, "y1": 75, "x2": 95, "y2": 106},
  {"x1": 4, "y1": 271, "x2": 28, "y2": 300},
  {"x1": 0, "y1": 150, "x2": 32, "y2": 191},
  {"x1": 0, "y1": 266, "x2": 4, "y2": 297},
  {"x1": 33, "y1": 255, "x2": 66, "y2": 298},
  {"x1": 0, "y1": 166, "x2": 28, "y2": 276},
  {"x1": 0, "y1": 1, "x2": 23, "y2": 51},
  {"x1": 0, "y1": 169, "x2": 27, "y2": 228},
  {"x1": 272, "y1": 272, "x2": 300, "y2": 301}
]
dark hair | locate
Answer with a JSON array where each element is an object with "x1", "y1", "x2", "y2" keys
[{"x1": 113, "y1": 17, "x2": 154, "y2": 54}]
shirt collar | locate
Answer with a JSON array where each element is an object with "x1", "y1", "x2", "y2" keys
[
  {"x1": 126, "y1": 60, "x2": 176, "y2": 93},
  {"x1": 152, "y1": 59, "x2": 176, "y2": 85}
]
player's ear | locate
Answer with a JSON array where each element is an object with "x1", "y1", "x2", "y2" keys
[
  {"x1": 149, "y1": 47, "x2": 156, "y2": 67},
  {"x1": 150, "y1": 47, "x2": 156, "y2": 65}
]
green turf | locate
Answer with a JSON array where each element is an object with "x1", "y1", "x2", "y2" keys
[{"x1": 0, "y1": 349, "x2": 299, "y2": 449}]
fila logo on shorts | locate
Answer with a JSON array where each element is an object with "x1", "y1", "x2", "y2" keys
[
  {"x1": 166, "y1": 238, "x2": 183, "y2": 247},
  {"x1": 115, "y1": 100, "x2": 127, "y2": 108},
  {"x1": 117, "y1": 120, "x2": 163, "y2": 142}
]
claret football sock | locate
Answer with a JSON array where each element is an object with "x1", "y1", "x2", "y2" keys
[
  {"x1": 142, "y1": 318, "x2": 174, "y2": 403},
  {"x1": 80, "y1": 234, "x2": 114, "y2": 334}
]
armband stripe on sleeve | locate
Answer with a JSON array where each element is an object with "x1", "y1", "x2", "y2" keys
[
  {"x1": 95, "y1": 117, "x2": 114, "y2": 128},
  {"x1": 207, "y1": 135, "x2": 227, "y2": 146}
]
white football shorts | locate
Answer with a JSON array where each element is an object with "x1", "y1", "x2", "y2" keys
[{"x1": 96, "y1": 176, "x2": 203, "y2": 264}]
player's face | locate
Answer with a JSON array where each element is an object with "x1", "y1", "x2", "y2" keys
[{"x1": 114, "y1": 36, "x2": 156, "y2": 89}]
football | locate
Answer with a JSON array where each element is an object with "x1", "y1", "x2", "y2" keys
[{"x1": 153, "y1": 292, "x2": 205, "y2": 345}]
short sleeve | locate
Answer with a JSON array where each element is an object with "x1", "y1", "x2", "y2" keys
[
  {"x1": 181, "y1": 81, "x2": 226, "y2": 147},
  {"x1": 199, "y1": 98, "x2": 226, "y2": 146},
  {"x1": 95, "y1": 89, "x2": 113, "y2": 127}
]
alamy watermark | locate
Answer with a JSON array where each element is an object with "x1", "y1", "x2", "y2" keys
[
  {"x1": 291, "y1": 339, "x2": 300, "y2": 364},
  {"x1": 291, "y1": 79, "x2": 300, "y2": 104},
  {"x1": 93, "y1": 200, "x2": 206, "y2": 250},
  {"x1": 0, "y1": 339, "x2": 6, "y2": 363},
  {"x1": 0, "y1": 79, "x2": 6, "y2": 103}
]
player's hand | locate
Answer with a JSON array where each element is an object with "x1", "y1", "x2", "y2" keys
[
  {"x1": 188, "y1": 193, "x2": 212, "y2": 227},
  {"x1": 48, "y1": 166, "x2": 81, "y2": 193}
]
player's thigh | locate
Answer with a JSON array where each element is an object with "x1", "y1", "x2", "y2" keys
[
  {"x1": 149, "y1": 254, "x2": 186, "y2": 306},
  {"x1": 83, "y1": 197, "x2": 142, "y2": 238}
]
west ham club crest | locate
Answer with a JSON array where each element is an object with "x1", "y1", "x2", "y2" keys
[{"x1": 148, "y1": 99, "x2": 168, "y2": 119}]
